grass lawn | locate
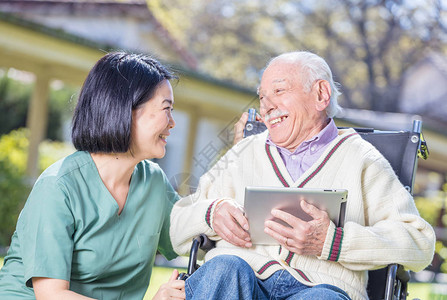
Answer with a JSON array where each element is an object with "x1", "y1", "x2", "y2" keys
[
  {"x1": 0, "y1": 257, "x2": 184, "y2": 299},
  {"x1": 144, "y1": 266, "x2": 186, "y2": 299},
  {"x1": 0, "y1": 257, "x2": 435, "y2": 299}
]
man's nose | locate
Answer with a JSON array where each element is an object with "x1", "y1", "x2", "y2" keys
[{"x1": 260, "y1": 98, "x2": 275, "y2": 116}]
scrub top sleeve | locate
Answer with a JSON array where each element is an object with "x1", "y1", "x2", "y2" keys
[
  {"x1": 157, "y1": 178, "x2": 180, "y2": 260},
  {"x1": 17, "y1": 177, "x2": 75, "y2": 287}
]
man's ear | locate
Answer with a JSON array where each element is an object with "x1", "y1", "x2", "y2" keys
[{"x1": 315, "y1": 80, "x2": 331, "y2": 112}]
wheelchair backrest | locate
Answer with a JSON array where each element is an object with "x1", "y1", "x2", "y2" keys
[
  {"x1": 352, "y1": 122, "x2": 422, "y2": 194},
  {"x1": 351, "y1": 121, "x2": 424, "y2": 300}
]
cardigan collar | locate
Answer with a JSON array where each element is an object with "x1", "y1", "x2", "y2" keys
[{"x1": 265, "y1": 129, "x2": 359, "y2": 188}]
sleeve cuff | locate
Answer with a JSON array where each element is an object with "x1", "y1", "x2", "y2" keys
[
  {"x1": 318, "y1": 221, "x2": 344, "y2": 262},
  {"x1": 205, "y1": 198, "x2": 231, "y2": 230}
]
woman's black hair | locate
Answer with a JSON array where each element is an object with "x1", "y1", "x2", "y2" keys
[{"x1": 72, "y1": 52, "x2": 176, "y2": 153}]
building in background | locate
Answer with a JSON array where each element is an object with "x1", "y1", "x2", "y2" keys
[
  {"x1": 0, "y1": 0, "x2": 446, "y2": 196},
  {"x1": 0, "y1": 0, "x2": 257, "y2": 196}
]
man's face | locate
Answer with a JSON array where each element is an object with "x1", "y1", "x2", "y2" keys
[{"x1": 258, "y1": 61, "x2": 324, "y2": 151}]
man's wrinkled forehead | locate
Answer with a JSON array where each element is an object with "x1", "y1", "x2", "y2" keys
[
  {"x1": 257, "y1": 78, "x2": 288, "y2": 95},
  {"x1": 257, "y1": 60, "x2": 299, "y2": 95}
]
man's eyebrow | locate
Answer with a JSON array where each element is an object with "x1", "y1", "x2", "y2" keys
[
  {"x1": 257, "y1": 79, "x2": 286, "y2": 95},
  {"x1": 272, "y1": 79, "x2": 286, "y2": 83},
  {"x1": 162, "y1": 99, "x2": 173, "y2": 105}
]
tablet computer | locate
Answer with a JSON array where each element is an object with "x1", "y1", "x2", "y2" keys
[{"x1": 244, "y1": 186, "x2": 348, "y2": 245}]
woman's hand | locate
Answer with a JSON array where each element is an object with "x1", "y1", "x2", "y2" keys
[{"x1": 153, "y1": 269, "x2": 185, "y2": 300}]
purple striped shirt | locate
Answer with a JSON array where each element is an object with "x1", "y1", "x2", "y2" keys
[{"x1": 266, "y1": 119, "x2": 338, "y2": 182}]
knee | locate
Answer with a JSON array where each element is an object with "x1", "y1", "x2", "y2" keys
[
  {"x1": 204, "y1": 255, "x2": 253, "y2": 278},
  {"x1": 185, "y1": 255, "x2": 257, "y2": 299},
  {"x1": 191, "y1": 255, "x2": 255, "y2": 284},
  {"x1": 300, "y1": 284, "x2": 350, "y2": 300}
]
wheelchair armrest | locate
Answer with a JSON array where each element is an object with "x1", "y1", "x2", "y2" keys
[
  {"x1": 384, "y1": 264, "x2": 410, "y2": 300},
  {"x1": 197, "y1": 233, "x2": 216, "y2": 251},
  {"x1": 178, "y1": 234, "x2": 215, "y2": 280}
]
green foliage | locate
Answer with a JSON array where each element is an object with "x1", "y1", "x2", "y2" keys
[
  {"x1": 0, "y1": 128, "x2": 30, "y2": 246},
  {"x1": 415, "y1": 193, "x2": 445, "y2": 226},
  {"x1": 0, "y1": 73, "x2": 31, "y2": 136},
  {"x1": 0, "y1": 70, "x2": 78, "y2": 141},
  {"x1": 416, "y1": 184, "x2": 447, "y2": 274},
  {"x1": 0, "y1": 128, "x2": 75, "y2": 247}
]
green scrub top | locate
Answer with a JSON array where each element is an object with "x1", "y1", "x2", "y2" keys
[{"x1": 0, "y1": 151, "x2": 179, "y2": 299}]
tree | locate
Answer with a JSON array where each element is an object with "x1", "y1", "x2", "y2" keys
[{"x1": 150, "y1": 0, "x2": 447, "y2": 113}]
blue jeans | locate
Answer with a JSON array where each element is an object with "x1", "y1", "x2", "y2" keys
[{"x1": 185, "y1": 255, "x2": 351, "y2": 300}]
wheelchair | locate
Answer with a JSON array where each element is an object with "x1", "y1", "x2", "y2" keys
[{"x1": 179, "y1": 119, "x2": 429, "y2": 300}]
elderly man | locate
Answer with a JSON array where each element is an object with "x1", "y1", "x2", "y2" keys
[{"x1": 170, "y1": 51, "x2": 435, "y2": 300}]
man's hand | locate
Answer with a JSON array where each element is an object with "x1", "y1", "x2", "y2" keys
[
  {"x1": 264, "y1": 200, "x2": 330, "y2": 256},
  {"x1": 233, "y1": 112, "x2": 249, "y2": 145},
  {"x1": 212, "y1": 201, "x2": 252, "y2": 248},
  {"x1": 153, "y1": 269, "x2": 185, "y2": 300},
  {"x1": 233, "y1": 111, "x2": 263, "y2": 145}
]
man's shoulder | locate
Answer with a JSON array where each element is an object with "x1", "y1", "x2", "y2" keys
[
  {"x1": 233, "y1": 130, "x2": 268, "y2": 151},
  {"x1": 337, "y1": 128, "x2": 388, "y2": 162}
]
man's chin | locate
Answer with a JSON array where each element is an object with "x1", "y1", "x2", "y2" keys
[{"x1": 270, "y1": 136, "x2": 289, "y2": 147}]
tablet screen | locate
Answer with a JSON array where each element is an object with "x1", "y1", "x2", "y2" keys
[{"x1": 244, "y1": 186, "x2": 347, "y2": 245}]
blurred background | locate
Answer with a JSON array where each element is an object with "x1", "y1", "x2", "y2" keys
[{"x1": 0, "y1": 0, "x2": 447, "y2": 295}]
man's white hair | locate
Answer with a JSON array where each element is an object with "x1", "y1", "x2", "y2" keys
[{"x1": 267, "y1": 51, "x2": 342, "y2": 118}]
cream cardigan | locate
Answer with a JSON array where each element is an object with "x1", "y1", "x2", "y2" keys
[{"x1": 170, "y1": 128, "x2": 435, "y2": 300}]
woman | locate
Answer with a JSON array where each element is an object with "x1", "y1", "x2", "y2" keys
[{"x1": 0, "y1": 52, "x2": 185, "y2": 299}]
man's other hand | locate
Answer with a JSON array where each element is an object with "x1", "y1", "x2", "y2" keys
[{"x1": 212, "y1": 201, "x2": 252, "y2": 248}]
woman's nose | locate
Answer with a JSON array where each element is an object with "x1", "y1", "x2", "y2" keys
[{"x1": 169, "y1": 114, "x2": 176, "y2": 129}]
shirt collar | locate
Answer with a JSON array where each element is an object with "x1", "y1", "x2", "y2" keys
[{"x1": 266, "y1": 118, "x2": 338, "y2": 155}]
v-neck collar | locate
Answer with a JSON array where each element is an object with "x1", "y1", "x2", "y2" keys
[
  {"x1": 88, "y1": 153, "x2": 138, "y2": 217},
  {"x1": 265, "y1": 131, "x2": 358, "y2": 188}
]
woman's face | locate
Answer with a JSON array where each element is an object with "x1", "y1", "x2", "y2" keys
[{"x1": 131, "y1": 80, "x2": 175, "y2": 160}]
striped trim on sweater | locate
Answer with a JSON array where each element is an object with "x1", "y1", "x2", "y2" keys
[
  {"x1": 293, "y1": 269, "x2": 311, "y2": 282},
  {"x1": 263, "y1": 132, "x2": 357, "y2": 270},
  {"x1": 265, "y1": 132, "x2": 358, "y2": 189},
  {"x1": 205, "y1": 200, "x2": 219, "y2": 228},
  {"x1": 257, "y1": 260, "x2": 281, "y2": 275},
  {"x1": 298, "y1": 132, "x2": 358, "y2": 187},
  {"x1": 328, "y1": 227, "x2": 344, "y2": 261}
]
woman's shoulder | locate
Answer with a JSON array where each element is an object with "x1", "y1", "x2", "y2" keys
[
  {"x1": 37, "y1": 151, "x2": 90, "y2": 182},
  {"x1": 137, "y1": 159, "x2": 168, "y2": 182},
  {"x1": 139, "y1": 159, "x2": 162, "y2": 172},
  {"x1": 137, "y1": 160, "x2": 177, "y2": 197}
]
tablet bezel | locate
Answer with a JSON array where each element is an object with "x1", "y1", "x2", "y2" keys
[{"x1": 244, "y1": 186, "x2": 348, "y2": 245}]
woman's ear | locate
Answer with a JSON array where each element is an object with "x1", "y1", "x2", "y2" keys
[{"x1": 315, "y1": 80, "x2": 331, "y2": 112}]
